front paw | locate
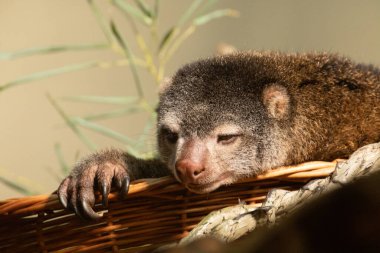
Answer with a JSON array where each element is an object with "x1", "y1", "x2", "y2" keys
[{"x1": 57, "y1": 149, "x2": 130, "y2": 219}]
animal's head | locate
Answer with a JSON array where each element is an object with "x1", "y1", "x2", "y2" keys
[{"x1": 156, "y1": 53, "x2": 297, "y2": 193}]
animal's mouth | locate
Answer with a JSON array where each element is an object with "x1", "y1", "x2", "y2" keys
[
  {"x1": 185, "y1": 173, "x2": 232, "y2": 194},
  {"x1": 186, "y1": 181, "x2": 221, "y2": 193}
]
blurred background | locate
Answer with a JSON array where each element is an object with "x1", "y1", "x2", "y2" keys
[{"x1": 1, "y1": 0, "x2": 380, "y2": 199}]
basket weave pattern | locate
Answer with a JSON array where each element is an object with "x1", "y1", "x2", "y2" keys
[{"x1": 0, "y1": 161, "x2": 337, "y2": 253}]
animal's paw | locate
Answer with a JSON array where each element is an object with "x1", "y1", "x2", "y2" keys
[{"x1": 57, "y1": 149, "x2": 130, "y2": 219}]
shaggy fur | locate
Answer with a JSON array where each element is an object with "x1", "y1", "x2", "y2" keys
[{"x1": 58, "y1": 52, "x2": 380, "y2": 219}]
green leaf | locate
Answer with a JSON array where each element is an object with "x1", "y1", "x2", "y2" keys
[
  {"x1": 74, "y1": 150, "x2": 81, "y2": 162},
  {"x1": 194, "y1": 9, "x2": 239, "y2": 26},
  {"x1": 136, "y1": 114, "x2": 156, "y2": 149},
  {"x1": 158, "y1": 0, "x2": 215, "y2": 56},
  {"x1": 112, "y1": 0, "x2": 152, "y2": 25},
  {"x1": 72, "y1": 117, "x2": 136, "y2": 145},
  {"x1": 0, "y1": 43, "x2": 108, "y2": 61},
  {"x1": 178, "y1": 0, "x2": 204, "y2": 26},
  {"x1": 61, "y1": 95, "x2": 138, "y2": 105},
  {"x1": 82, "y1": 107, "x2": 142, "y2": 121},
  {"x1": 54, "y1": 143, "x2": 70, "y2": 175},
  {"x1": 159, "y1": 0, "x2": 204, "y2": 53},
  {"x1": 0, "y1": 167, "x2": 42, "y2": 195},
  {"x1": 0, "y1": 58, "x2": 145, "y2": 92},
  {"x1": 161, "y1": 8, "x2": 239, "y2": 64},
  {"x1": 0, "y1": 61, "x2": 100, "y2": 92},
  {"x1": 46, "y1": 166, "x2": 63, "y2": 183},
  {"x1": 153, "y1": 0, "x2": 160, "y2": 19},
  {"x1": 87, "y1": 0, "x2": 115, "y2": 43},
  {"x1": 125, "y1": 145, "x2": 143, "y2": 158},
  {"x1": 110, "y1": 20, "x2": 144, "y2": 99},
  {"x1": 197, "y1": 0, "x2": 219, "y2": 16},
  {"x1": 159, "y1": 27, "x2": 175, "y2": 51},
  {"x1": 134, "y1": 0, "x2": 152, "y2": 18},
  {"x1": 0, "y1": 177, "x2": 36, "y2": 195},
  {"x1": 47, "y1": 94, "x2": 97, "y2": 151}
]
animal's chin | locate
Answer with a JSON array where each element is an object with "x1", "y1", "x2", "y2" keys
[
  {"x1": 186, "y1": 181, "x2": 222, "y2": 194},
  {"x1": 184, "y1": 174, "x2": 233, "y2": 194}
]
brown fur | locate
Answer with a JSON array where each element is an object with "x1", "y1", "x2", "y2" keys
[{"x1": 58, "y1": 52, "x2": 380, "y2": 219}]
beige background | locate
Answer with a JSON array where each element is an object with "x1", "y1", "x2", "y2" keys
[{"x1": 1, "y1": 0, "x2": 380, "y2": 199}]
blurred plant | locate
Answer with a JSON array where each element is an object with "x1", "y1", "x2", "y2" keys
[{"x1": 0, "y1": 0, "x2": 238, "y2": 195}]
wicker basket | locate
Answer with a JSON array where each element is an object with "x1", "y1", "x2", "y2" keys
[{"x1": 0, "y1": 161, "x2": 338, "y2": 253}]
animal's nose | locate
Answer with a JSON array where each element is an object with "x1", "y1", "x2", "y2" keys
[{"x1": 175, "y1": 159, "x2": 206, "y2": 183}]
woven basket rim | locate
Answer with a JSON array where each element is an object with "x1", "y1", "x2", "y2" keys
[
  {"x1": 0, "y1": 160, "x2": 341, "y2": 216},
  {"x1": 0, "y1": 159, "x2": 344, "y2": 253}
]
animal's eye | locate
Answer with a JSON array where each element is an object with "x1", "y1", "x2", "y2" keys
[
  {"x1": 217, "y1": 134, "x2": 241, "y2": 145},
  {"x1": 161, "y1": 128, "x2": 178, "y2": 144}
]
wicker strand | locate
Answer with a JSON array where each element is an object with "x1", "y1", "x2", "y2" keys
[{"x1": 0, "y1": 160, "x2": 339, "y2": 253}]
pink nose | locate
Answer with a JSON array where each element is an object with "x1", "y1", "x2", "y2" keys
[{"x1": 175, "y1": 159, "x2": 206, "y2": 184}]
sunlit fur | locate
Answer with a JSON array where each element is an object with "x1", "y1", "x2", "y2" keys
[
  {"x1": 59, "y1": 51, "x2": 380, "y2": 217},
  {"x1": 157, "y1": 52, "x2": 380, "y2": 192}
]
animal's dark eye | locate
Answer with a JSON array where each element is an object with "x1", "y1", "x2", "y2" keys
[
  {"x1": 217, "y1": 134, "x2": 241, "y2": 145},
  {"x1": 161, "y1": 128, "x2": 178, "y2": 144}
]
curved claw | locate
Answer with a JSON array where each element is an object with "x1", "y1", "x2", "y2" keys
[
  {"x1": 57, "y1": 178, "x2": 69, "y2": 208},
  {"x1": 101, "y1": 184, "x2": 109, "y2": 208},
  {"x1": 58, "y1": 193, "x2": 68, "y2": 209},
  {"x1": 116, "y1": 178, "x2": 123, "y2": 189},
  {"x1": 72, "y1": 203, "x2": 86, "y2": 220},
  {"x1": 81, "y1": 200, "x2": 102, "y2": 220},
  {"x1": 120, "y1": 176, "x2": 130, "y2": 199},
  {"x1": 57, "y1": 150, "x2": 130, "y2": 220}
]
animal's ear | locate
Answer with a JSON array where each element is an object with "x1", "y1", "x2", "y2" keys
[
  {"x1": 215, "y1": 42, "x2": 237, "y2": 56},
  {"x1": 159, "y1": 77, "x2": 173, "y2": 95},
  {"x1": 262, "y1": 84, "x2": 290, "y2": 120}
]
